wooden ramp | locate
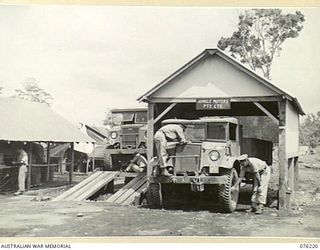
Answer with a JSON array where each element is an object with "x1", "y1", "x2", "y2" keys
[
  {"x1": 53, "y1": 171, "x2": 119, "y2": 201},
  {"x1": 106, "y1": 173, "x2": 147, "y2": 206}
]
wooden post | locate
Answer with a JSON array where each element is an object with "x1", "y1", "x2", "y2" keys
[
  {"x1": 147, "y1": 102, "x2": 155, "y2": 176},
  {"x1": 92, "y1": 143, "x2": 95, "y2": 171},
  {"x1": 294, "y1": 156, "x2": 299, "y2": 191},
  {"x1": 288, "y1": 157, "x2": 294, "y2": 203},
  {"x1": 69, "y1": 142, "x2": 74, "y2": 185},
  {"x1": 27, "y1": 143, "x2": 33, "y2": 190},
  {"x1": 59, "y1": 157, "x2": 63, "y2": 174},
  {"x1": 86, "y1": 157, "x2": 89, "y2": 174},
  {"x1": 278, "y1": 99, "x2": 288, "y2": 210},
  {"x1": 46, "y1": 142, "x2": 50, "y2": 182}
]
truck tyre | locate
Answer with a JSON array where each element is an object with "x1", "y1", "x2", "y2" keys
[
  {"x1": 218, "y1": 168, "x2": 239, "y2": 213},
  {"x1": 147, "y1": 183, "x2": 162, "y2": 208}
]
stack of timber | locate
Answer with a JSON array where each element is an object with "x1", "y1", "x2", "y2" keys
[
  {"x1": 106, "y1": 173, "x2": 147, "y2": 206},
  {"x1": 52, "y1": 171, "x2": 119, "y2": 201}
]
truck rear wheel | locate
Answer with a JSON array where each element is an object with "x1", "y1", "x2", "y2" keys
[
  {"x1": 147, "y1": 183, "x2": 162, "y2": 208},
  {"x1": 218, "y1": 168, "x2": 239, "y2": 213}
]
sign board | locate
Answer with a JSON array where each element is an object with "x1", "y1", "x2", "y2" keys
[{"x1": 196, "y1": 98, "x2": 231, "y2": 110}]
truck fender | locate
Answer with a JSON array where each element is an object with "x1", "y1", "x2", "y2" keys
[{"x1": 221, "y1": 157, "x2": 241, "y2": 175}]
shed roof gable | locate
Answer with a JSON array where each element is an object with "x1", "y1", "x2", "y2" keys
[{"x1": 138, "y1": 49, "x2": 304, "y2": 115}]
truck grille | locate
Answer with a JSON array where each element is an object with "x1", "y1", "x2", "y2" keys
[
  {"x1": 173, "y1": 144, "x2": 201, "y2": 173},
  {"x1": 122, "y1": 127, "x2": 139, "y2": 134},
  {"x1": 121, "y1": 127, "x2": 139, "y2": 149},
  {"x1": 122, "y1": 135, "x2": 137, "y2": 148}
]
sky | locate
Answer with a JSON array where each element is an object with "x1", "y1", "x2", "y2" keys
[{"x1": 0, "y1": 5, "x2": 319, "y2": 125}]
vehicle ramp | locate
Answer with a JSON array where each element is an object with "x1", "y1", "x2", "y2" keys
[
  {"x1": 52, "y1": 171, "x2": 119, "y2": 201},
  {"x1": 106, "y1": 173, "x2": 147, "y2": 206}
]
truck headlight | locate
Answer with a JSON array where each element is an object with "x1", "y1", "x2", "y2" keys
[
  {"x1": 209, "y1": 150, "x2": 220, "y2": 161},
  {"x1": 110, "y1": 131, "x2": 118, "y2": 139}
]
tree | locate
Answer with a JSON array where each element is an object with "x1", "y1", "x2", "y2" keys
[
  {"x1": 218, "y1": 9, "x2": 305, "y2": 79},
  {"x1": 300, "y1": 112, "x2": 320, "y2": 148},
  {"x1": 102, "y1": 109, "x2": 122, "y2": 127},
  {"x1": 13, "y1": 77, "x2": 54, "y2": 106}
]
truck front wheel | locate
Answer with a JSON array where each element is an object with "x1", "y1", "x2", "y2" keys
[
  {"x1": 218, "y1": 168, "x2": 239, "y2": 213},
  {"x1": 147, "y1": 183, "x2": 162, "y2": 208}
]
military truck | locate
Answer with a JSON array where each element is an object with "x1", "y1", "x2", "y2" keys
[
  {"x1": 104, "y1": 108, "x2": 148, "y2": 170},
  {"x1": 147, "y1": 117, "x2": 244, "y2": 213}
]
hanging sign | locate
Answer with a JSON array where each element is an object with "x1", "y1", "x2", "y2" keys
[{"x1": 196, "y1": 98, "x2": 231, "y2": 110}]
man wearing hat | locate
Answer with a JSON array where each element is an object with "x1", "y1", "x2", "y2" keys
[
  {"x1": 232, "y1": 154, "x2": 271, "y2": 214},
  {"x1": 125, "y1": 148, "x2": 148, "y2": 173},
  {"x1": 154, "y1": 123, "x2": 188, "y2": 177}
]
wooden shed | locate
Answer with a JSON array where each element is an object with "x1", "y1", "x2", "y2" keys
[{"x1": 138, "y1": 48, "x2": 304, "y2": 210}]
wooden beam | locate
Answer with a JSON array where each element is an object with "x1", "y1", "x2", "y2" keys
[
  {"x1": 46, "y1": 142, "x2": 50, "y2": 182},
  {"x1": 92, "y1": 143, "x2": 95, "y2": 171},
  {"x1": 294, "y1": 156, "x2": 299, "y2": 191},
  {"x1": 86, "y1": 157, "x2": 89, "y2": 174},
  {"x1": 288, "y1": 157, "x2": 294, "y2": 191},
  {"x1": 154, "y1": 103, "x2": 177, "y2": 124},
  {"x1": 27, "y1": 143, "x2": 33, "y2": 190},
  {"x1": 253, "y1": 102, "x2": 279, "y2": 124},
  {"x1": 69, "y1": 142, "x2": 74, "y2": 185},
  {"x1": 147, "y1": 103, "x2": 155, "y2": 176},
  {"x1": 30, "y1": 163, "x2": 59, "y2": 167},
  {"x1": 154, "y1": 104, "x2": 159, "y2": 117},
  {"x1": 278, "y1": 99, "x2": 288, "y2": 210},
  {"x1": 149, "y1": 96, "x2": 282, "y2": 103}
]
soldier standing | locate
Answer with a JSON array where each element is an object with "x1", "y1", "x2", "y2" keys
[{"x1": 14, "y1": 146, "x2": 29, "y2": 195}]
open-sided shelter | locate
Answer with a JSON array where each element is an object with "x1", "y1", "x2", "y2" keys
[
  {"x1": 0, "y1": 97, "x2": 94, "y2": 191},
  {"x1": 138, "y1": 48, "x2": 304, "y2": 210}
]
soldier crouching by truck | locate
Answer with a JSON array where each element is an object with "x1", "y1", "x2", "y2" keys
[
  {"x1": 232, "y1": 154, "x2": 271, "y2": 214},
  {"x1": 125, "y1": 148, "x2": 148, "y2": 173}
]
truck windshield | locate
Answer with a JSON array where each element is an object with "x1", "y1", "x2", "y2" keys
[
  {"x1": 112, "y1": 112, "x2": 134, "y2": 125},
  {"x1": 207, "y1": 123, "x2": 227, "y2": 140},
  {"x1": 135, "y1": 112, "x2": 147, "y2": 124},
  {"x1": 184, "y1": 124, "x2": 206, "y2": 141}
]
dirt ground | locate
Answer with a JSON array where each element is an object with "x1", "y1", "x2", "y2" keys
[{"x1": 0, "y1": 154, "x2": 320, "y2": 238}]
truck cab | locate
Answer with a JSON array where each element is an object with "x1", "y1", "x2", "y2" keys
[
  {"x1": 148, "y1": 117, "x2": 242, "y2": 213},
  {"x1": 104, "y1": 108, "x2": 147, "y2": 170}
]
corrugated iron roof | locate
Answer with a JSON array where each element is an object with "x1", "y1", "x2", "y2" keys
[
  {"x1": 0, "y1": 97, "x2": 94, "y2": 143},
  {"x1": 85, "y1": 125, "x2": 109, "y2": 143}
]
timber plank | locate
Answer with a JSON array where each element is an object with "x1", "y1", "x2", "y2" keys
[
  {"x1": 63, "y1": 171, "x2": 111, "y2": 201},
  {"x1": 106, "y1": 173, "x2": 145, "y2": 203},
  {"x1": 114, "y1": 176, "x2": 147, "y2": 204},
  {"x1": 121, "y1": 179, "x2": 147, "y2": 206},
  {"x1": 72, "y1": 172, "x2": 119, "y2": 201},
  {"x1": 53, "y1": 171, "x2": 103, "y2": 201},
  {"x1": 55, "y1": 171, "x2": 107, "y2": 201}
]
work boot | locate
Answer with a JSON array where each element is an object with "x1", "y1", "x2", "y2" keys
[
  {"x1": 161, "y1": 168, "x2": 172, "y2": 177},
  {"x1": 245, "y1": 207, "x2": 256, "y2": 213}
]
